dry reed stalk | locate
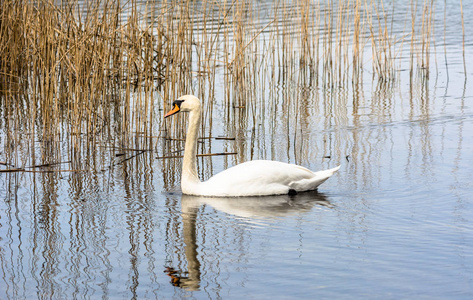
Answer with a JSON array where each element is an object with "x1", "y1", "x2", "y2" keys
[
  {"x1": 298, "y1": 0, "x2": 311, "y2": 66},
  {"x1": 335, "y1": 0, "x2": 344, "y2": 84},
  {"x1": 313, "y1": 0, "x2": 321, "y2": 87},
  {"x1": 419, "y1": 0, "x2": 434, "y2": 78},
  {"x1": 409, "y1": 0, "x2": 417, "y2": 81},
  {"x1": 443, "y1": 0, "x2": 448, "y2": 80},
  {"x1": 367, "y1": 0, "x2": 394, "y2": 81},
  {"x1": 322, "y1": 0, "x2": 334, "y2": 87},
  {"x1": 459, "y1": 0, "x2": 466, "y2": 80},
  {"x1": 352, "y1": 0, "x2": 362, "y2": 84}
]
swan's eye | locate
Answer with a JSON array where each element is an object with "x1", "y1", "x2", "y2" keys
[{"x1": 173, "y1": 99, "x2": 185, "y2": 108}]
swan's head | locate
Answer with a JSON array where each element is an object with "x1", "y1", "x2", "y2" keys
[{"x1": 164, "y1": 95, "x2": 201, "y2": 118}]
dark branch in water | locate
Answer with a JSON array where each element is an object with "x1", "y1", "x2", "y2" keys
[
  {"x1": 156, "y1": 152, "x2": 237, "y2": 160},
  {"x1": 25, "y1": 161, "x2": 72, "y2": 169}
]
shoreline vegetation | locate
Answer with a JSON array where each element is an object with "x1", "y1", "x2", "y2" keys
[{"x1": 0, "y1": 0, "x2": 466, "y2": 173}]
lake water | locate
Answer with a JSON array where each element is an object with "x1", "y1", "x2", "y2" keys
[{"x1": 1, "y1": 0, "x2": 473, "y2": 299}]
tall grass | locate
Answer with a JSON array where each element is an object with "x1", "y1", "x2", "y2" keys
[{"x1": 0, "y1": 0, "x2": 443, "y2": 173}]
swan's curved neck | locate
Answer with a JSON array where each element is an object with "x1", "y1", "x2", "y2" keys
[{"x1": 182, "y1": 109, "x2": 201, "y2": 186}]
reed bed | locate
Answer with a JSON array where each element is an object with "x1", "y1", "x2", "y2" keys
[{"x1": 0, "y1": 0, "x2": 460, "y2": 176}]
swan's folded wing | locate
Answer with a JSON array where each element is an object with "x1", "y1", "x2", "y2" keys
[{"x1": 200, "y1": 161, "x2": 339, "y2": 197}]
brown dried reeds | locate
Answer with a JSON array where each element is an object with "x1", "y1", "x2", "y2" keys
[
  {"x1": 0, "y1": 0, "x2": 442, "y2": 173},
  {"x1": 0, "y1": 0, "x2": 170, "y2": 170}
]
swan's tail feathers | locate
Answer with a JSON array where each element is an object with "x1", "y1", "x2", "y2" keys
[
  {"x1": 320, "y1": 165, "x2": 341, "y2": 176},
  {"x1": 289, "y1": 165, "x2": 341, "y2": 192},
  {"x1": 311, "y1": 165, "x2": 341, "y2": 184}
]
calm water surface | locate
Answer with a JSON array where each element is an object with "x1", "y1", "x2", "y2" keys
[{"x1": 1, "y1": 1, "x2": 473, "y2": 299}]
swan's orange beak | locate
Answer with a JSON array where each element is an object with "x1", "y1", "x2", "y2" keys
[{"x1": 164, "y1": 104, "x2": 180, "y2": 118}]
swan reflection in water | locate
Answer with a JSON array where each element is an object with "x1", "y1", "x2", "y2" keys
[{"x1": 165, "y1": 192, "x2": 332, "y2": 290}]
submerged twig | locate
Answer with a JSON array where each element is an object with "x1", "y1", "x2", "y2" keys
[
  {"x1": 25, "y1": 161, "x2": 72, "y2": 169},
  {"x1": 215, "y1": 137, "x2": 236, "y2": 140},
  {"x1": 156, "y1": 152, "x2": 237, "y2": 159},
  {"x1": 0, "y1": 169, "x2": 86, "y2": 173}
]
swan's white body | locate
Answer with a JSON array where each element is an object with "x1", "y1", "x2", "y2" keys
[{"x1": 165, "y1": 95, "x2": 340, "y2": 197}]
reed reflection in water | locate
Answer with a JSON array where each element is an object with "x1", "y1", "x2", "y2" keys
[
  {"x1": 1, "y1": 61, "x2": 472, "y2": 298},
  {"x1": 1, "y1": 65, "x2": 472, "y2": 299},
  {"x1": 1, "y1": 75, "x2": 472, "y2": 298}
]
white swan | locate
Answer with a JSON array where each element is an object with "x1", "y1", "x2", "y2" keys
[{"x1": 164, "y1": 95, "x2": 340, "y2": 197}]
